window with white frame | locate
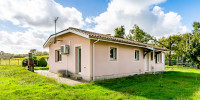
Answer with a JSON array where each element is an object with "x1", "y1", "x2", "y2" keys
[
  {"x1": 110, "y1": 47, "x2": 117, "y2": 60},
  {"x1": 135, "y1": 50, "x2": 139, "y2": 61},
  {"x1": 55, "y1": 50, "x2": 62, "y2": 62},
  {"x1": 157, "y1": 54, "x2": 160, "y2": 63}
]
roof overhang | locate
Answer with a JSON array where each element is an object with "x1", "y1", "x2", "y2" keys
[
  {"x1": 89, "y1": 38, "x2": 167, "y2": 51},
  {"x1": 43, "y1": 29, "x2": 89, "y2": 48}
]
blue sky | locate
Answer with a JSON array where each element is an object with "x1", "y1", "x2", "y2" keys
[
  {"x1": 55, "y1": 0, "x2": 110, "y2": 18},
  {"x1": 1, "y1": 0, "x2": 199, "y2": 33},
  {"x1": 159, "y1": 0, "x2": 200, "y2": 30},
  {"x1": 0, "y1": 0, "x2": 199, "y2": 54},
  {"x1": 54, "y1": 0, "x2": 200, "y2": 31}
]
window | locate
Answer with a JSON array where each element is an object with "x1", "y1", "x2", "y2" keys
[
  {"x1": 110, "y1": 47, "x2": 117, "y2": 60},
  {"x1": 135, "y1": 50, "x2": 139, "y2": 61},
  {"x1": 157, "y1": 54, "x2": 160, "y2": 63},
  {"x1": 55, "y1": 50, "x2": 62, "y2": 62},
  {"x1": 151, "y1": 52, "x2": 153, "y2": 61}
]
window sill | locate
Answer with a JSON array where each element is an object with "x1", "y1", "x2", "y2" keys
[
  {"x1": 55, "y1": 61, "x2": 62, "y2": 63},
  {"x1": 110, "y1": 59, "x2": 117, "y2": 61}
]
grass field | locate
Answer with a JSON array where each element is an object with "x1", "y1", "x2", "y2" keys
[
  {"x1": 0, "y1": 65, "x2": 200, "y2": 99},
  {"x1": 0, "y1": 55, "x2": 48, "y2": 66},
  {"x1": 0, "y1": 59, "x2": 23, "y2": 66}
]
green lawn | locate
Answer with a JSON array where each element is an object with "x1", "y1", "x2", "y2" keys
[
  {"x1": 34, "y1": 65, "x2": 49, "y2": 70},
  {"x1": 0, "y1": 65, "x2": 200, "y2": 100},
  {"x1": 0, "y1": 59, "x2": 23, "y2": 66}
]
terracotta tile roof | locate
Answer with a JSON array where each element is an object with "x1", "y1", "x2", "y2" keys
[
  {"x1": 68, "y1": 27, "x2": 168, "y2": 51},
  {"x1": 45, "y1": 27, "x2": 168, "y2": 51}
]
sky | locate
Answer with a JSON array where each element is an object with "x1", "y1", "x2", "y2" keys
[{"x1": 0, "y1": 0, "x2": 199, "y2": 54}]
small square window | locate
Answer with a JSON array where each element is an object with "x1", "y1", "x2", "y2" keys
[
  {"x1": 110, "y1": 47, "x2": 117, "y2": 60},
  {"x1": 135, "y1": 50, "x2": 139, "y2": 61}
]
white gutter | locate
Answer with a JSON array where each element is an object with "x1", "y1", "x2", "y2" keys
[
  {"x1": 90, "y1": 38, "x2": 145, "y2": 48},
  {"x1": 66, "y1": 40, "x2": 71, "y2": 76},
  {"x1": 93, "y1": 39, "x2": 100, "y2": 81},
  {"x1": 153, "y1": 48, "x2": 156, "y2": 74},
  {"x1": 89, "y1": 38, "x2": 164, "y2": 51}
]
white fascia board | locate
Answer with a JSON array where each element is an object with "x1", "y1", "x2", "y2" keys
[
  {"x1": 89, "y1": 38, "x2": 164, "y2": 51},
  {"x1": 43, "y1": 29, "x2": 89, "y2": 48},
  {"x1": 90, "y1": 38, "x2": 146, "y2": 48}
]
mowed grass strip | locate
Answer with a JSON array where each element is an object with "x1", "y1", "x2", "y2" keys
[{"x1": 0, "y1": 65, "x2": 200, "y2": 100}]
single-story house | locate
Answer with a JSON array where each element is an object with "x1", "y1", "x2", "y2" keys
[{"x1": 43, "y1": 27, "x2": 168, "y2": 81}]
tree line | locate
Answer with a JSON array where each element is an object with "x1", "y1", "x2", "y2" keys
[
  {"x1": 0, "y1": 49, "x2": 49, "y2": 60},
  {"x1": 114, "y1": 22, "x2": 200, "y2": 68}
]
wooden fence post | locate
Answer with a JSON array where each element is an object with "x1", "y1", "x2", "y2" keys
[
  {"x1": 0, "y1": 58, "x2": 1, "y2": 66},
  {"x1": 18, "y1": 59, "x2": 19, "y2": 65}
]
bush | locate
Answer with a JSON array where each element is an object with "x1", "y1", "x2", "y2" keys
[
  {"x1": 38, "y1": 57, "x2": 47, "y2": 67},
  {"x1": 33, "y1": 56, "x2": 38, "y2": 66},
  {"x1": 22, "y1": 59, "x2": 28, "y2": 67}
]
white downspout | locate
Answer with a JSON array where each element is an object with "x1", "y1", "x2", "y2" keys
[
  {"x1": 93, "y1": 39, "x2": 100, "y2": 81},
  {"x1": 66, "y1": 41, "x2": 71, "y2": 76},
  {"x1": 153, "y1": 48, "x2": 155, "y2": 75}
]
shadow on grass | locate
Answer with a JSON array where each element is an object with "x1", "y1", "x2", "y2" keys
[{"x1": 94, "y1": 71, "x2": 200, "y2": 99}]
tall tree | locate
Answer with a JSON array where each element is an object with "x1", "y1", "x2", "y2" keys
[
  {"x1": 35, "y1": 51, "x2": 43, "y2": 56},
  {"x1": 43, "y1": 51, "x2": 49, "y2": 55},
  {"x1": 158, "y1": 34, "x2": 182, "y2": 66},
  {"x1": 126, "y1": 24, "x2": 154, "y2": 43},
  {"x1": 176, "y1": 33, "x2": 192, "y2": 57},
  {"x1": 29, "y1": 49, "x2": 37, "y2": 54},
  {"x1": 114, "y1": 25, "x2": 125, "y2": 38},
  {"x1": 186, "y1": 22, "x2": 200, "y2": 69}
]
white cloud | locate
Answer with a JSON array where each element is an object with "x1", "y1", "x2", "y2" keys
[
  {"x1": 88, "y1": 0, "x2": 188, "y2": 37},
  {"x1": 0, "y1": 0, "x2": 86, "y2": 54},
  {"x1": 85, "y1": 17, "x2": 93, "y2": 23},
  {"x1": 0, "y1": 0, "x2": 85, "y2": 32},
  {"x1": 0, "y1": 30, "x2": 49, "y2": 54}
]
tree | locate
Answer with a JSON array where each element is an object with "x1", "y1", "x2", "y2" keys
[
  {"x1": 126, "y1": 24, "x2": 154, "y2": 43},
  {"x1": 0, "y1": 51, "x2": 4, "y2": 55},
  {"x1": 29, "y1": 49, "x2": 37, "y2": 54},
  {"x1": 157, "y1": 34, "x2": 182, "y2": 66},
  {"x1": 43, "y1": 51, "x2": 49, "y2": 55},
  {"x1": 186, "y1": 22, "x2": 200, "y2": 69},
  {"x1": 114, "y1": 25, "x2": 125, "y2": 38},
  {"x1": 35, "y1": 51, "x2": 43, "y2": 56}
]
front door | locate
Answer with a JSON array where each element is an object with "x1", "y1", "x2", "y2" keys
[
  {"x1": 145, "y1": 54, "x2": 149, "y2": 72},
  {"x1": 77, "y1": 47, "x2": 81, "y2": 74}
]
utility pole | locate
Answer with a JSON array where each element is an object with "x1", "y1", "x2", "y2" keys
[{"x1": 54, "y1": 17, "x2": 59, "y2": 44}]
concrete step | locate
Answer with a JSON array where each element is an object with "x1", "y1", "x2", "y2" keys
[{"x1": 71, "y1": 74, "x2": 82, "y2": 80}]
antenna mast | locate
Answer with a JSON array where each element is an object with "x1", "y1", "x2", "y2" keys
[{"x1": 54, "y1": 17, "x2": 59, "y2": 44}]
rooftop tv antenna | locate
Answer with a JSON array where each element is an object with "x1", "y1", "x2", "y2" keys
[{"x1": 54, "y1": 17, "x2": 59, "y2": 44}]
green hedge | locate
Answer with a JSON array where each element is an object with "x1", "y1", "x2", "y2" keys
[{"x1": 38, "y1": 57, "x2": 47, "y2": 67}]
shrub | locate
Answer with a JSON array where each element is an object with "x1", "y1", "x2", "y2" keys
[
  {"x1": 38, "y1": 57, "x2": 47, "y2": 67},
  {"x1": 22, "y1": 59, "x2": 28, "y2": 67},
  {"x1": 33, "y1": 56, "x2": 38, "y2": 66}
]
